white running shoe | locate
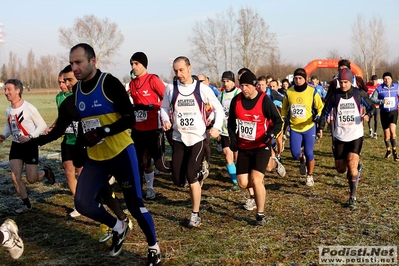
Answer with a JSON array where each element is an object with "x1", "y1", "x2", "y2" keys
[
  {"x1": 306, "y1": 175, "x2": 314, "y2": 186},
  {"x1": 146, "y1": 188, "x2": 156, "y2": 200},
  {"x1": 14, "y1": 205, "x2": 32, "y2": 215},
  {"x1": 0, "y1": 219, "x2": 24, "y2": 259},
  {"x1": 99, "y1": 224, "x2": 112, "y2": 243},
  {"x1": 69, "y1": 208, "x2": 81, "y2": 218},
  {"x1": 243, "y1": 198, "x2": 256, "y2": 211},
  {"x1": 187, "y1": 213, "x2": 202, "y2": 228},
  {"x1": 271, "y1": 156, "x2": 286, "y2": 177},
  {"x1": 299, "y1": 155, "x2": 307, "y2": 175}
]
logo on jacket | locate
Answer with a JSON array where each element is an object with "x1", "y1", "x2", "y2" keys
[
  {"x1": 78, "y1": 102, "x2": 86, "y2": 111},
  {"x1": 143, "y1": 90, "x2": 151, "y2": 96}
]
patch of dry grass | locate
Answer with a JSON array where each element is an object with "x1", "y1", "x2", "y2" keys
[{"x1": 0, "y1": 93, "x2": 398, "y2": 265}]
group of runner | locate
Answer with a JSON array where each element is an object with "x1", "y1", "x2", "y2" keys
[{"x1": 0, "y1": 53, "x2": 398, "y2": 264}]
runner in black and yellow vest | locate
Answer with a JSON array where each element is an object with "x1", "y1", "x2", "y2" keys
[{"x1": 70, "y1": 43, "x2": 160, "y2": 263}]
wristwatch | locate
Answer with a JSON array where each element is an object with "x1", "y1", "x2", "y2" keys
[
  {"x1": 28, "y1": 134, "x2": 33, "y2": 139},
  {"x1": 103, "y1": 127, "x2": 111, "y2": 135}
]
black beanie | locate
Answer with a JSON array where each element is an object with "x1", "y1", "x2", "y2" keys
[
  {"x1": 221, "y1": 71, "x2": 235, "y2": 82},
  {"x1": 239, "y1": 71, "x2": 257, "y2": 86},
  {"x1": 383, "y1": 72, "x2": 392, "y2": 79},
  {"x1": 293, "y1": 68, "x2": 307, "y2": 80},
  {"x1": 130, "y1": 52, "x2": 148, "y2": 69}
]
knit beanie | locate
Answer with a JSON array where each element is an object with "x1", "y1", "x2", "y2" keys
[
  {"x1": 338, "y1": 59, "x2": 351, "y2": 69},
  {"x1": 130, "y1": 52, "x2": 148, "y2": 69},
  {"x1": 383, "y1": 72, "x2": 392, "y2": 79},
  {"x1": 293, "y1": 68, "x2": 307, "y2": 80},
  {"x1": 221, "y1": 71, "x2": 235, "y2": 82},
  {"x1": 239, "y1": 71, "x2": 257, "y2": 86},
  {"x1": 338, "y1": 68, "x2": 354, "y2": 81}
]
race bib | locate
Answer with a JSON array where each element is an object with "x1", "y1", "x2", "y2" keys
[
  {"x1": 134, "y1": 110, "x2": 148, "y2": 122},
  {"x1": 177, "y1": 112, "x2": 197, "y2": 131},
  {"x1": 291, "y1": 104, "x2": 306, "y2": 118},
  {"x1": 337, "y1": 110, "x2": 356, "y2": 127},
  {"x1": 10, "y1": 118, "x2": 22, "y2": 143},
  {"x1": 65, "y1": 124, "x2": 74, "y2": 134},
  {"x1": 384, "y1": 97, "x2": 395, "y2": 108},
  {"x1": 81, "y1": 118, "x2": 104, "y2": 145},
  {"x1": 238, "y1": 120, "x2": 257, "y2": 141}
]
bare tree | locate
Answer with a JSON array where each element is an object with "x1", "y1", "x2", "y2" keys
[
  {"x1": 236, "y1": 7, "x2": 277, "y2": 74},
  {"x1": 26, "y1": 49, "x2": 36, "y2": 89},
  {"x1": 189, "y1": 7, "x2": 277, "y2": 84},
  {"x1": 0, "y1": 64, "x2": 7, "y2": 81},
  {"x1": 351, "y1": 14, "x2": 388, "y2": 81},
  {"x1": 7, "y1": 51, "x2": 18, "y2": 78},
  {"x1": 59, "y1": 14, "x2": 124, "y2": 68},
  {"x1": 37, "y1": 55, "x2": 59, "y2": 88},
  {"x1": 326, "y1": 49, "x2": 341, "y2": 59}
]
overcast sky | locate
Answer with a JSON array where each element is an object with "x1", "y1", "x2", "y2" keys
[{"x1": 0, "y1": 0, "x2": 398, "y2": 80}]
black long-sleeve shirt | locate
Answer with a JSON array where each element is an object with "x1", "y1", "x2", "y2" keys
[{"x1": 228, "y1": 91, "x2": 283, "y2": 141}]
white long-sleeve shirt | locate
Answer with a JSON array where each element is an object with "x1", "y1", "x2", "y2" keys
[
  {"x1": 160, "y1": 80, "x2": 223, "y2": 146},
  {"x1": 3, "y1": 100, "x2": 47, "y2": 143}
]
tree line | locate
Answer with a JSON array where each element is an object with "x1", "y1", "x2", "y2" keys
[{"x1": 1, "y1": 11, "x2": 398, "y2": 89}]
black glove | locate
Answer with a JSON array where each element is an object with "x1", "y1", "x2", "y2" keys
[
  {"x1": 73, "y1": 137, "x2": 87, "y2": 168},
  {"x1": 313, "y1": 115, "x2": 321, "y2": 124},
  {"x1": 82, "y1": 127, "x2": 106, "y2": 147},
  {"x1": 229, "y1": 137, "x2": 238, "y2": 152},
  {"x1": 264, "y1": 133, "x2": 275, "y2": 144}
]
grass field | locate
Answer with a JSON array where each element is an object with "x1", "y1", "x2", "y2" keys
[{"x1": 0, "y1": 91, "x2": 398, "y2": 265}]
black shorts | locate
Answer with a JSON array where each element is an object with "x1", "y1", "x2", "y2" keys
[
  {"x1": 220, "y1": 135, "x2": 231, "y2": 149},
  {"x1": 333, "y1": 137, "x2": 363, "y2": 160},
  {"x1": 61, "y1": 142, "x2": 75, "y2": 162},
  {"x1": 380, "y1": 110, "x2": 398, "y2": 129},
  {"x1": 131, "y1": 129, "x2": 162, "y2": 167},
  {"x1": 236, "y1": 146, "x2": 271, "y2": 175},
  {"x1": 9, "y1": 141, "x2": 39, "y2": 164},
  {"x1": 171, "y1": 140, "x2": 204, "y2": 185}
]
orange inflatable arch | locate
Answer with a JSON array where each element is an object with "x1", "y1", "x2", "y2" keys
[{"x1": 303, "y1": 59, "x2": 363, "y2": 78}]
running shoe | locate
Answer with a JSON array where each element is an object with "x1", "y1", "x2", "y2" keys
[
  {"x1": 124, "y1": 217, "x2": 133, "y2": 230},
  {"x1": 243, "y1": 198, "x2": 256, "y2": 211},
  {"x1": 43, "y1": 165, "x2": 55, "y2": 185},
  {"x1": 306, "y1": 175, "x2": 314, "y2": 187},
  {"x1": 229, "y1": 184, "x2": 240, "y2": 192},
  {"x1": 256, "y1": 213, "x2": 267, "y2": 226},
  {"x1": 187, "y1": 213, "x2": 202, "y2": 228},
  {"x1": 146, "y1": 188, "x2": 156, "y2": 200},
  {"x1": 199, "y1": 160, "x2": 209, "y2": 187},
  {"x1": 99, "y1": 224, "x2": 112, "y2": 243},
  {"x1": 109, "y1": 220, "x2": 130, "y2": 257},
  {"x1": 358, "y1": 163, "x2": 363, "y2": 182},
  {"x1": 276, "y1": 154, "x2": 282, "y2": 163},
  {"x1": 384, "y1": 150, "x2": 392, "y2": 159},
  {"x1": 146, "y1": 249, "x2": 161, "y2": 266},
  {"x1": 14, "y1": 205, "x2": 32, "y2": 215},
  {"x1": 393, "y1": 150, "x2": 399, "y2": 162},
  {"x1": 69, "y1": 208, "x2": 80, "y2": 218},
  {"x1": 0, "y1": 219, "x2": 24, "y2": 259},
  {"x1": 348, "y1": 197, "x2": 357, "y2": 209},
  {"x1": 373, "y1": 132, "x2": 377, "y2": 139},
  {"x1": 299, "y1": 155, "x2": 307, "y2": 175},
  {"x1": 271, "y1": 156, "x2": 286, "y2": 177},
  {"x1": 368, "y1": 130, "x2": 373, "y2": 138}
]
